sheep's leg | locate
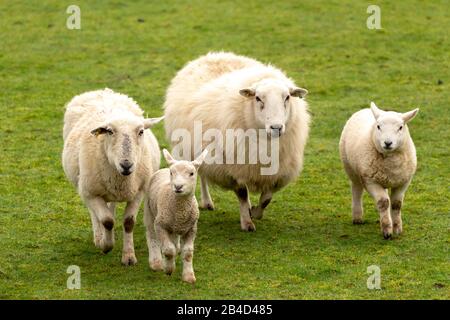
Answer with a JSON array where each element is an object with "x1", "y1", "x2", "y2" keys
[
  {"x1": 155, "y1": 224, "x2": 176, "y2": 275},
  {"x1": 88, "y1": 208, "x2": 103, "y2": 248},
  {"x1": 390, "y1": 182, "x2": 410, "y2": 235},
  {"x1": 351, "y1": 181, "x2": 364, "y2": 224},
  {"x1": 234, "y1": 185, "x2": 255, "y2": 232},
  {"x1": 366, "y1": 183, "x2": 392, "y2": 239},
  {"x1": 250, "y1": 191, "x2": 272, "y2": 220},
  {"x1": 200, "y1": 175, "x2": 214, "y2": 210},
  {"x1": 121, "y1": 196, "x2": 141, "y2": 266},
  {"x1": 84, "y1": 197, "x2": 115, "y2": 253},
  {"x1": 181, "y1": 225, "x2": 197, "y2": 284},
  {"x1": 144, "y1": 201, "x2": 163, "y2": 271}
]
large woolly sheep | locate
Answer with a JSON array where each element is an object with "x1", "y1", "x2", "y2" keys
[
  {"x1": 339, "y1": 102, "x2": 419, "y2": 239},
  {"x1": 144, "y1": 149, "x2": 207, "y2": 284},
  {"x1": 164, "y1": 52, "x2": 310, "y2": 231},
  {"x1": 62, "y1": 88, "x2": 164, "y2": 264}
]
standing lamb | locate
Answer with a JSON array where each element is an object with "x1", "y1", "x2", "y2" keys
[
  {"x1": 62, "y1": 88, "x2": 164, "y2": 265},
  {"x1": 144, "y1": 149, "x2": 207, "y2": 284},
  {"x1": 164, "y1": 52, "x2": 310, "y2": 232},
  {"x1": 339, "y1": 102, "x2": 419, "y2": 239}
]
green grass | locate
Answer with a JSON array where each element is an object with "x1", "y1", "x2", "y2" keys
[{"x1": 0, "y1": 0, "x2": 449, "y2": 299}]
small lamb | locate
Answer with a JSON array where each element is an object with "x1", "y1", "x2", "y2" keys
[
  {"x1": 144, "y1": 149, "x2": 208, "y2": 283},
  {"x1": 339, "y1": 102, "x2": 419, "y2": 239}
]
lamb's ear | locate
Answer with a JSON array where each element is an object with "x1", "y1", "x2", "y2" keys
[
  {"x1": 163, "y1": 149, "x2": 176, "y2": 166},
  {"x1": 192, "y1": 149, "x2": 208, "y2": 170},
  {"x1": 239, "y1": 88, "x2": 256, "y2": 98},
  {"x1": 402, "y1": 108, "x2": 419, "y2": 123},
  {"x1": 290, "y1": 87, "x2": 308, "y2": 98},
  {"x1": 91, "y1": 125, "x2": 111, "y2": 136},
  {"x1": 370, "y1": 102, "x2": 382, "y2": 119},
  {"x1": 144, "y1": 116, "x2": 164, "y2": 129}
]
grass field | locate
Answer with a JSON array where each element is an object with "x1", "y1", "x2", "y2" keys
[{"x1": 0, "y1": 0, "x2": 449, "y2": 299}]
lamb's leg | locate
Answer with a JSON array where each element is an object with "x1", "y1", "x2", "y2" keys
[
  {"x1": 121, "y1": 196, "x2": 142, "y2": 266},
  {"x1": 200, "y1": 175, "x2": 214, "y2": 210},
  {"x1": 390, "y1": 182, "x2": 410, "y2": 235},
  {"x1": 155, "y1": 224, "x2": 176, "y2": 275},
  {"x1": 181, "y1": 225, "x2": 197, "y2": 284},
  {"x1": 250, "y1": 191, "x2": 272, "y2": 220},
  {"x1": 366, "y1": 183, "x2": 392, "y2": 239},
  {"x1": 84, "y1": 197, "x2": 115, "y2": 253},
  {"x1": 234, "y1": 185, "x2": 255, "y2": 232},
  {"x1": 351, "y1": 181, "x2": 364, "y2": 224},
  {"x1": 144, "y1": 200, "x2": 163, "y2": 271}
]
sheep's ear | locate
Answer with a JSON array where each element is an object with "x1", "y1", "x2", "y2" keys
[
  {"x1": 290, "y1": 87, "x2": 308, "y2": 98},
  {"x1": 144, "y1": 116, "x2": 164, "y2": 129},
  {"x1": 402, "y1": 108, "x2": 419, "y2": 123},
  {"x1": 239, "y1": 88, "x2": 256, "y2": 98},
  {"x1": 370, "y1": 102, "x2": 382, "y2": 119},
  {"x1": 163, "y1": 149, "x2": 176, "y2": 166},
  {"x1": 192, "y1": 149, "x2": 208, "y2": 170},
  {"x1": 91, "y1": 126, "x2": 111, "y2": 136}
]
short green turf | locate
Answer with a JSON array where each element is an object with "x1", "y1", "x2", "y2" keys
[{"x1": 0, "y1": 0, "x2": 448, "y2": 299}]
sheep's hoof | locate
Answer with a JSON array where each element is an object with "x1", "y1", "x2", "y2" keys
[
  {"x1": 352, "y1": 218, "x2": 364, "y2": 225},
  {"x1": 182, "y1": 272, "x2": 196, "y2": 284},
  {"x1": 383, "y1": 231, "x2": 392, "y2": 240},
  {"x1": 250, "y1": 206, "x2": 263, "y2": 220},
  {"x1": 393, "y1": 223, "x2": 403, "y2": 235},
  {"x1": 121, "y1": 253, "x2": 137, "y2": 266},
  {"x1": 100, "y1": 242, "x2": 114, "y2": 254},
  {"x1": 241, "y1": 220, "x2": 256, "y2": 232},
  {"x1": 165, "y1": 268, "x2": 174, "y2": 275},
  {"x1": 201, "y1": 201, "x2": 215, "y2": 210},
  {"x1": 150, "y1": 259, "x2": 163, "y2": 271}
]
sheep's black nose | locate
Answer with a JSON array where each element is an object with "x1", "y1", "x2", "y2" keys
[
  {"x1": 384, "y1": 141, "x2": 393, "y2": 148},
  {"x1": 120, "y1": 160, "x2": 133, "y2": 171},
  {"x1": 270, "y1": 124, "x2": 282, "y2": 131},
  {"x1": 174, "y1": 185, "x2": 183, "y2": 192}
]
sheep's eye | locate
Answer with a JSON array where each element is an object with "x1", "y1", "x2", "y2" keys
[
  {"x1": 138, "y1": 129, "x2": 144, "y2": 136},
  {"x1": 189, "y1": 172, "x2": 194, "y2": 176},
  {"x1": 399, "y1": 126, "x2": 403, "y2": 131},
  {"x1": 377, "y1": 125, "x2": 381, "y2": 130},
  {"x1": 170, "y1": 171, "x2": 173, "y2": 176},
  {"x1": 256, "y1": 96, "x2": 262, "y2": 102},
  {"x1": 285, "y1": 95, "x2": 290, "y2": 102}
]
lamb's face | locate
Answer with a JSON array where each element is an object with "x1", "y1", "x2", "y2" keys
[
  {"x1": 372, "y1": 113, "x2": 406, "y2": 153},
  {"x1": 370, "y1": 102, "x2": 419, "y2": 154},
  {"x1": 92, "y1": 118, "x2": 145, "y2": 176},
  {"x1": 168, "y1": 161, "x2": 197, "y2": 196},
  {"x1": 239, "y1": 79, "x2": 308, "y2": 138}
]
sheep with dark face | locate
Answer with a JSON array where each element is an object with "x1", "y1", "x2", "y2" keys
[{"x1": 62, "y1": 88, "x2": 163, "y2": 264}]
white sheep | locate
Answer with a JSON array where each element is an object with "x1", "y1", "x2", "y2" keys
[
  {"x1": 62, "y1": 88, "x2": 164, "y2": 264},
  {"x1": 144, "y1": 149, "x2": 207, "y2": 284},
  {"x1": 163, "y1": 52, "x2": 310, "y2": 232},
  {"x1": 339, "y1": 102, "x2": 419, "y2": 239}
]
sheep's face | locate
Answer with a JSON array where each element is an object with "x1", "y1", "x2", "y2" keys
[
  {"x1": 163, "y1": 149, "x2": 208, "y2": 197},
  {"x1": 370, "y1": 102, "x2": 419, "y2": 154},
  {"x1": 91, "y1": 116, "x2": 164, "y2": 176},
  {"x1": 168, "y1": 161, "x2": 198, "y2": 196},
  {"x1": 239, "y1": 79, "x2": 308, "y2": 138}
]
